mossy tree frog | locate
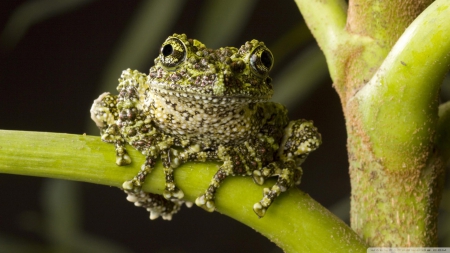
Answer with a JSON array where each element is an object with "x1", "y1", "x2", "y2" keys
[{"x1": 91, "y1": 33, "x2": 321, "y2": 220}]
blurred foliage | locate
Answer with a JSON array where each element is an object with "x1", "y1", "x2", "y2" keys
[{"x1": 0, "y1": 0, "x2": 94, "y2": 49}]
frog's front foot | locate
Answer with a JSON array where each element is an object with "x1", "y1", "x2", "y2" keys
[
  {"x1": 163, "y1": 182, "x2": 184, "y2": 199},
  {"x1": 195, "y1": 168, "x2": 227, "y2": 212},
  {"x1": 253, "y1": 200, "x2": 267, "y2": 218},
  {"x1": 115, "y1": 152, "x2": 131, "y2": 166},
  {"x1": 122, "y1": 174, "x2": 148, "y2": 193},
  {"x1": 125, "y1": 190, "x2": 182, "y2": 220},
  {"x1": 195, "y1": 194, "x2": 215, "y2": 212},
  {"x1": 253, "y1": 187, "x2": 277, "y2": 218},
  {"x1": 122, "y1": 179, "x2": 139, "y2": 192},
  {"x1": 252, "y1": 170, "x2": 265, "y2": 185}
]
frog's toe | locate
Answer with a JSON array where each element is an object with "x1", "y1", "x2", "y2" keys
[
  {"x1": 149, "y1": 210, "x2": 161, "y2": 220},
  {"x1": 149, "y1": 210, "x2": 173, "y2": 221},
  {"x1": 122, "y1": 180, "x2": 134, "y2": 191},
  {"x1": 253, "y1": 202, "x2": 266, "y2": 218},
  {"x1": 116, "y1": 154, "x2": 131, "y2": 166},
  {"x1": 252, "y1": 170, "x2": 265, "y2": 185},
  {"x1": 163, "y1": 188, "x2": 184, "y2": 200},
  {"x1": 160, "y1": 213, "x2": 174, "y2": 221},
  {"x1": 195, "y1": 195, "x2": 215, "y2": 212},
  {"x1": 122, "y1": 178, "x2": 142, "y2": 193}
]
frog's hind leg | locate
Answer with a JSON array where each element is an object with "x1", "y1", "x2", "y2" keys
[
  {"x1": 252, "y1": 119, "x2": 321, "y2": 217},
  {"x1": 252, "y1": 160, "x2": 302, "y2": 217}
]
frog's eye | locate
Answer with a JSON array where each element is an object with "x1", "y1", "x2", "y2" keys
[
  {"x1": 249, "y1": 46, "x2": 274, "y2": 76},
  {"x1": 159, "y1": 37, "x2": 187, "y2": 68}
]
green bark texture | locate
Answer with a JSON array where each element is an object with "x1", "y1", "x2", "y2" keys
[{"x1": 296, "y1": 0, "x2": 450, "y2": 246}]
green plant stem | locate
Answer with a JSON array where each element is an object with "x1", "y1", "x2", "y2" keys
[
  {"x1": 438, "y1": 101, "x2": 450, "y2": 162},
  {"x1": 0, "y1": 130, "x2": 368, "y2": 252},
  {"x1": 350, "y1": 1, "x2": 450, "y2": 246},
  {"x1": 356, "y1": 0, "x2": 450, "y2": 172},
  {"x1": 295, "y1": 0, "x2": 450, "y2": 246},
  {"x1": 294, "y1": 0, "x2": 347, "y2": 83},
  {"x1": 347, "y1": 1, "x2": 450, "y2": 246}
]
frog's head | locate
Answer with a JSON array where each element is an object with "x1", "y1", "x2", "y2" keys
[{"x1": 148, "y1": 33, "x2": 274, "y2": 102}]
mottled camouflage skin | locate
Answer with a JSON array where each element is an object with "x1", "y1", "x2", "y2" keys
[{"x1": 91, "y1": 34, "x2": 321, "y2": 220}]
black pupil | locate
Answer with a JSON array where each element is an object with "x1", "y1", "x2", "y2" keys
[
  {"x1": 261, "y1": 51, "x2": 272, "y2": 68},
  {"x1": 162, "y1": 44, "x2": 173, "y2": 56}
]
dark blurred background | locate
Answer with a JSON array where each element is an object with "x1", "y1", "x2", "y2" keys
[{"x1": 0, "y1": 0, "x2": 448, "y2": 252}]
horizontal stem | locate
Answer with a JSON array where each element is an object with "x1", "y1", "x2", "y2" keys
[{"x1": 0, "y1": 130, "x2": 367, "y2": 252}]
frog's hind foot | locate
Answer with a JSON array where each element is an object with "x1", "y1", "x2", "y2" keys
[
  {"x1": 281, "y1": 119, "x2": 321, "y2": 163},
  {"x1": 252, "y1": 160, "x2": 302, "y2": 217},
  {"x1": 125, "y1": 190, "x2": 183, "y2": 220},
  {"x1": 253, "y1": 119, "x2": 322, "y2": 217}
]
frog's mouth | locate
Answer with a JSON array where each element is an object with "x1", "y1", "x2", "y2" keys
[
  {"x1": 149, "y1": 86, "x2": 271, "y2": 104},
  {"x1": 148, "y1": 81, "x2": 272, "y2": 103}
]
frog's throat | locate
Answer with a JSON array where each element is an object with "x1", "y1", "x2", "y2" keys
[{"x1": 146, "y1": 90, "x2": 265, "y2": 144}]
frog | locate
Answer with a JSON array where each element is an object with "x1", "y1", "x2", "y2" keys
[{"x1": 90, "y1": 33, "x2": 321, "y2": 220}]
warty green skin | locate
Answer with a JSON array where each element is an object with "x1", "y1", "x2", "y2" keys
[{"x1": 90, "y1": 33, "x2": 321, "y2": 220}]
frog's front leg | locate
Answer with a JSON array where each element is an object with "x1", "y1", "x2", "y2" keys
[
  {"x1": 120, "y1": 146, "x2": 187, "y2": 220},
  {"x1": 122, "y1": 156, "x2": 157, "y2": 191},
  {"x1": 101, "y1": 124, "x2": 132, "y2": 166},
  {"x1": 252, "y1": 119, "x2": 321, "y2": 217},
  {"x1": 160, "y1": 144, "x2": 213, "y2": 200},
  {"x1": 120, "y1": 146, "x2": 185, "y2": 220},
  {"x1": 195, "y1": 168, "x2": 227, "y2": 212},
  {"x1": 195, "y1": 145, "x2": 260, "y2": 212},
  {"x1": 161, "y1": 149, "x2": 185, "y2": 199},
  {"x1": 90, "y1": 92, "x2": 132, "y2": 166}
]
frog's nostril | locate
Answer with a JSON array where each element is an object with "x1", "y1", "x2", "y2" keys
[{"x1": 162, "y1": 44, "x2": 174, "y2": 56}]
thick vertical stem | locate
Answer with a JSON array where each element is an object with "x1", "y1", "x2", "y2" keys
[
  {"x1": 340, "y1": 0, "x2": 434, "y2": 102},
  {"x1": 346, "y1": 0, "x2": 450, "y2": 246},
  {"x1": 347, "y1": 0, "x2": 434, "y2": 48},
  {"x1": 296, "y1": 0, "x2": 450, "y2": 246},
  {"x1": 348, "y1": 127, "x2": 446, "y2": 246}
]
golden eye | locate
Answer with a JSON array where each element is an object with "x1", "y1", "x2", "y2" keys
[
  {"x1": 160, "y1": 37, "x2": 187, "y2": 68},
  {"x1": 249, "y1": 46, "x2": 274, "y2": 76}
]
